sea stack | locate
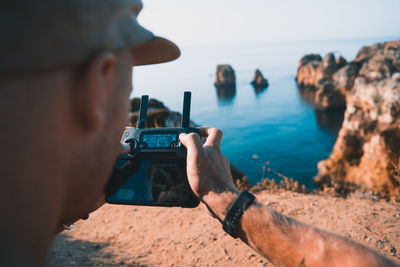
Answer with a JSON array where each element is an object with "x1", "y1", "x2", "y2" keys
[
  {"x1": 214, "y1": 64, "x2": 236, "y2": 99},
  {"x1": 215, "y1": 64, "x2": 236, "y2": 88},
  {"x1": 313, "y1": 40, "x2": 400, "y2": 198},
  {"x1": 251, "y1": 69, "x2": 269, "y2": 89}
]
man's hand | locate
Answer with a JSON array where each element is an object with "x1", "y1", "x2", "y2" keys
[{"x1": 179, "y1": 127, "x2": 239, "y2": 220}]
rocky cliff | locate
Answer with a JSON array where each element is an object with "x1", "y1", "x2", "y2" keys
[
  {"x1": 296, "y1": 53, "x2": 348, "y2": 110},
  {"x1": 312, "y1": 41, "x2": 400, "y2": 198}
]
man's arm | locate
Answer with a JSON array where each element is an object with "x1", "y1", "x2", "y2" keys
[{"x1": 179, "y1": 127, "x2": 397, "y2": 267}]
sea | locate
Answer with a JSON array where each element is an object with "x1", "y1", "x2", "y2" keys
[{"x1": 132, "y1": 36, "x2": 400, "y2": 188}]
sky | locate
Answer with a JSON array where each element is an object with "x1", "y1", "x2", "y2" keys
[{"x1": 139, "y1": 0, "x2": 400, "y2": 46}]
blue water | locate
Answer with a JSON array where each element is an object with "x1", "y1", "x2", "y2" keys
[{"x1": 132, "y1": 36, "x2": 399, "y2": 188}]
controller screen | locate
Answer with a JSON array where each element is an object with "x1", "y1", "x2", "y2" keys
[{"x1": 142, "y1": 133, "x2": 177, "y2": 148}]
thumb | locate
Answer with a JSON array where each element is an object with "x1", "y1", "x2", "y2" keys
[{"x1": 179, "y1": 132, "x2": 205, "y2": 162}]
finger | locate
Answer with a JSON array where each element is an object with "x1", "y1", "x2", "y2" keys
[
  {"x1": 203, "y1": 128, "x2": 223, "y2": 148},
  {"x1": 197, "y1": 126, "x2": 211, "y2": 138},
  {"x1": 179, "y1": 132, "x2": 205, "y2": 161}
]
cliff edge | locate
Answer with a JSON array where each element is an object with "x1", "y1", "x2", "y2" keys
[{"x1": 310, "y1": 41, "x2": 400, "y2": 199}]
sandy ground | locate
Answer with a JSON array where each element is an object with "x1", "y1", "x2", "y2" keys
[{"x1": 49, "y1": 191, "x2": 400, "y2": 266}]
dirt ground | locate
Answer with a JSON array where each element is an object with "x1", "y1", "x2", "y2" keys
[{"x1": 49, "y1": 190, "x2": 400, "y2": 266}]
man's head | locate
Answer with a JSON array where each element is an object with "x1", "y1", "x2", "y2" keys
[
  {"x1": 1, "y1": 49, "x2": 135, "y2": 224},
  {"x1": 0, "y1": 0, "x2": 180, "y2": 262},
  {"x1": 0, "y1": 0, "x2": 180, "y2": 72}
]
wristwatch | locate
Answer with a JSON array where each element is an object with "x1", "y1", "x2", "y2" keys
[{"x1": 222, "y1": 191, "x2": 255, "y2": 238}]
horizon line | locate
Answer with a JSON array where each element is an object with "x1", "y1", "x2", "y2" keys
[{"x1": 171, "y1": 35, "x2": 400, "y2": 48}]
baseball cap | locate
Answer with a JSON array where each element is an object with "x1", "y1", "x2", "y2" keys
[{"x1": 0, "y1": 0, "x2": 180, "y2": 72}]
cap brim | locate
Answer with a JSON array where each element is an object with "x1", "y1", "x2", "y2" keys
[{"x1": 131, "y1": 36, "x2": 181, "y2": 66}]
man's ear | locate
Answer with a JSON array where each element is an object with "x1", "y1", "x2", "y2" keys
[{"x1": 72, "y1": 52, "x2": 117, "y2": 133}]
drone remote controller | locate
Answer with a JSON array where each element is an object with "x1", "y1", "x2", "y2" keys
[{"x1": 106, "y1": 92, "x2": 200, "y2": 208}]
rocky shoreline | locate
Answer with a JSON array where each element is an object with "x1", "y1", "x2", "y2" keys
[{"x1": 296, "y1": 40, "x2": 400, "y2": 200}]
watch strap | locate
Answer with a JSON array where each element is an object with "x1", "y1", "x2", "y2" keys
[{"x1": 222, "y1": 191, "x2": 255, "y2": 238}]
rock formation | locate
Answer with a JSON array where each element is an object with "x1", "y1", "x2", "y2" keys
[
  {"x1": 128, "y1": 97, "x2": 195, "y2": 128},
  {"x1": 215, "y1": 64, "x2": 236, "y2": 88},
  {"x1": 251, "y1": 69, "x2": 269, "y2": 89},
  {"x1": 313, "y1": 40, "x2": 400, "y2": 198},
  {"x1": 214, "y1": 65, "x2": 237, "y2": 101},
  {"x1": 296, "y1": 53, "x2": 349, "y2": 110},
  {"x1": 130, "y1": 98, "x2": 166, "y2": 112}
]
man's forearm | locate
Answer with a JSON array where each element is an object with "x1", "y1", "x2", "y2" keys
[
  {"x1": 179, "y1": 130, "x2": 396, "y2": 266},
  {"x1": 235, "y1": 199, "x2": 396, "y2": 267}
]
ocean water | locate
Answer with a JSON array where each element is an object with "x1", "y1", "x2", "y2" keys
[{"x1": 132, "y1": 36, "x2": 399, "y2": 188}]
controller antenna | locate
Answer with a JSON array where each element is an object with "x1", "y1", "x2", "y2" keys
[
  {"x1": 181, "y1": 91, "x2": 191, "y2": 128},
  {"x1": 137, "y1": 95, "x2": 149, "y2": 129}
]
